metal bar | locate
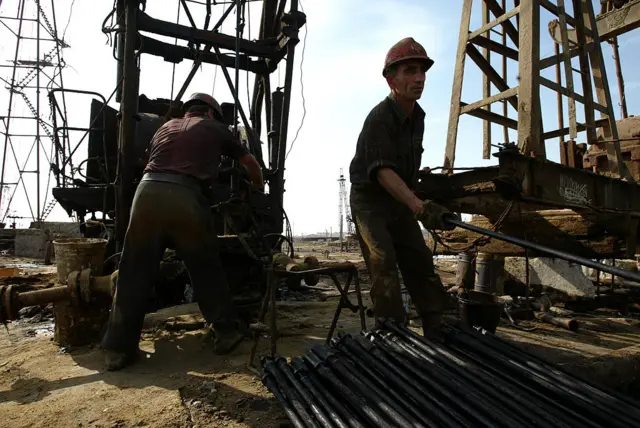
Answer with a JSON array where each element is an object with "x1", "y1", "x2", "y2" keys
[
  {"x1": 136, "y1": 10, "x2": 273, "y2": 57},
  {"x1": 234, "y1": 0, "x2": 243, "y2": 134},
  {"x1": 446, "y1": 217, "x2": 640, "y2": 283},
  {"x1": 115, "y1": 0, "x2": 125, "y2": 102},
  {"x1": 212, "y1": 45, "x2": 265, "y2": 168},
  {"x1": 36, "y1": 0, "x2": 41, "y2": 223},
  {"x1": 611, "y1": 37, "x2": 628, "y2": 119},
  {"x1": 179, "y1": 0, "x2": 197, "y2": 29},
  {"x1": 115, "y1": 0, "x2": 141, "y2": 250},
  {"x1": 160, "y1": 1, "x2": 238, "y2": 118},
  {"x1": 0, "y1": 0, "x2": 26, "y2": 218}
]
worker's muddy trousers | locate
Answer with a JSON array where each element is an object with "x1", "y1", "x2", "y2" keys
[
  {"x1": 350, "y1": 187, "x2": 447, "y2": 323},
  {"x1": 101, "y1": 180, "x2": 239, "y2": 353}
]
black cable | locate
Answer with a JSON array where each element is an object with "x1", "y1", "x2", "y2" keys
[{"x1": 285, "y1": 0, "x2": 307, "y2": 160}]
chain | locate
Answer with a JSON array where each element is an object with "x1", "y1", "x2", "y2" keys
[{"x1": 429, "y1": 200, "x2": 516, "y2": 254}]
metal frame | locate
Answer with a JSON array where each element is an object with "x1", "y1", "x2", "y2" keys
[
  {"x1": 114, "y1": 0, "x2": 305, "y2": 249},
  {"x1": 0, "y1": 0, "x2": 69, "y2": 226}
]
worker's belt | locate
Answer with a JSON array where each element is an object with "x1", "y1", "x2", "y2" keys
[{"x1": 140, "y1": 172, "x2": 204, "y2": 193}]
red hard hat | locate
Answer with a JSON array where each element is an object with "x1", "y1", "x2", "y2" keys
[
  {"x1": 382, "y1": 37, "x2": 434, "y2": 77},
  {"x1": 183, "y1": 92, "x2": 223, "y2": 119}
]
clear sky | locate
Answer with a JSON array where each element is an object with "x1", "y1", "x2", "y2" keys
[{"x1": 1, "y1": 0, "x2": 639, "y2": 234}]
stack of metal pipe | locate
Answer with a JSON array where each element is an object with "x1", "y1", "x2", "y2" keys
[{"x1": 261, "y1": 321, "x2": 640, "y2": 428}]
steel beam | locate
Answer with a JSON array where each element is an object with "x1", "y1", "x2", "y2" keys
[
  {"x1": 136, "y1": 10, "x2": 276, "y2": 57},
  {"x1": 139, "y1": 35, "x2": 267, "y2": 73}
]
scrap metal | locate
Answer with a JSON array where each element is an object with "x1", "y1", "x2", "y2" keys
[{"x1": 263, "y1": 321, "x2": 640, "y2": 427}]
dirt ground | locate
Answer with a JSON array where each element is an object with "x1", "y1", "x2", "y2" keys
[{"x1": 2, "y1": 249, "x2": 640, "y2": 427}]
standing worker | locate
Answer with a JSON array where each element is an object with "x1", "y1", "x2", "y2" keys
[
  {"x1": 348, "y1": 38, "x2": 455, "y2": 335},
  {"x1": 101, "y1": 93, "x2": 264, "y2": 370}
]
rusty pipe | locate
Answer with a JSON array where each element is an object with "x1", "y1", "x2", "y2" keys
[
  {"x1": 18, "y1": 286, "x2": 70, "y2": 307},
  {"x1": 535, "y1": 312, "x2": 579, "y2": 332}
]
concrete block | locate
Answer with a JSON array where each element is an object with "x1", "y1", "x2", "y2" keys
[
  {"x1": 504, "y1": 257, "x2": 596, "y2": 298},
  {"x1": 15, "y1": 228, "x2": 50, "y2": 259},
  {"x1": 29, "y1": 221, "x2": 81, "y2": 239}
]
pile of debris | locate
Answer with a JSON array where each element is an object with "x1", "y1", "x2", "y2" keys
[{"x1": 263, "y1": 321, "x2": 640, "y2": 428}]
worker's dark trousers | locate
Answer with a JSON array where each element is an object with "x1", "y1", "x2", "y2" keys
[
  {"x1": 101, "y1": 180, "x2": 239, "y2": 353},
  {"x1": 350, "y1": 187, "x2": 446, "y2": 323}
]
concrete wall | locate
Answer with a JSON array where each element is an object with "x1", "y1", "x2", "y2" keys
[{"x1": 15, "y1": 228, "x2": 50, "y2": 259}]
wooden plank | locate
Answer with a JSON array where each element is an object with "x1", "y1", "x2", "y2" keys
[
  {"x1": 554, "y1": 43, "x2": 565, "y2": 146},
  {"x1": 572, "y1": 0, "x2": 598, "y2": 147},
  {"x1": 539, "y1": 77, "x2": 608, "y2": 115},
  {"x1": 548, "y1": 0, "x2": 640, "y2": 44},
  {"x1": 581, "y1": 0, "x2": 630, "y2": 179},
  {"x1": 470, "y1": 35, "x2": 519, "y2": 60},
  {"x1": 466, "y1": 44, "x2": 518, "y2": 110},
  {"x1": 542, "y1": 118, "x2": 608, "y2": 140},
  {"x1": 468, "y1": 3, "x2": 521, "y2": 42},
  {"x1": 443, "y1": 0, "x2": 474, "y2": 171},
  {"x1": 517, "y1": 0, "x2": 543, "y2": 157},
  {"x1": 462, "y1": 103, "x2": 518, "y2": 129},
  {"x1": 501, "y1": 0, "x2": 509, "y2": 145},
  {"x1": 460, "y1": 87, "x2": 519, "y2": 115},
  {"x1": 557, "y1": 0, "x2": 578, "y2": 139},
  {"x1": 539, "y1": 43, "x2": 595, "y2": 70},
  {"x1": 482, "y1": 1, "x2": 492, "y2": 160},
  {"x1": 481, "y1": 0, "x2": 520, "y2": 47},
  {"x1": 539, "y1": 0, "x2": 578, "y2": 28}
]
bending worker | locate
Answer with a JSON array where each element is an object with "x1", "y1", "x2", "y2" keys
[
  {"x1": 348, "y1": 38, "x2": 454, "y2": 336},
  {"x1": 101, "y1": 93, "x2": 264, "y2": 370}
]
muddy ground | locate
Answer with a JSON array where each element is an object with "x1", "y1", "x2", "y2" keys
[{"x1": 1, "y1": 248, "x2": 640, "y2": 427}]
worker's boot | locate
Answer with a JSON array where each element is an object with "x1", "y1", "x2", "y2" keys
[
  {"x1": 421, "y1": 312, "x2": 443, "y2": 340},
  {"x1": 213, "y1": 321, "x2": 248, "y2": 355},
  {"x1": 103, "y1": 349, "x2": 138, "y2": 371}
]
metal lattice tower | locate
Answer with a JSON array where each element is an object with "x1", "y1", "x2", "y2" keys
[
  {"x1": 338, "y1": 168, "x2": 353, "y2": 250},
  {"x1": 0, "y1": 0, "x2": 69, "y2": 227}
]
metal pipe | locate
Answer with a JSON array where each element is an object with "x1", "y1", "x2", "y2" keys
[
  {"x1": 274, "y1": 357, "x2": 333, "y2": 428},
  {"x1": 446, "y1": 217, "x2": 640, "y2": 283},
  {"x1": 375, "y1": 331, "x2": 525, "y2": 428},
  {"x1": 383, "y1": 322, "x2": 574, "y2": 428},
  {"x1": 332, "y1": 344, "x2": 432, "y2": 427},
  {"x1": 290, "y1": 357, "x2": 353, "y2": 428},
  {"x1": 18, "y1": 285, "x2": 69, "y2": 307},
  {"x1": 366, "y1": 332, "x2": 499, "y2": 427},
  {"x1": 334, "y1": 334, "x2": 452, "y2": 427},
  {"x1": 535, "y1": 312, "x2": 579, "y2": 331},
  {"x1": 311, "y1": 344, "x2": 420, "y2": 428},
  {"x1": 263, "y1": 358, "x2": 321, "y2": 428},
  {"x1": 610, "y1": 37, "x2": 628, "y2": 119},
  {"x1": 478, "y1": 326, "x2": 640, "y2": 416},
  {"x1": 115, "y1": 0, "x2": 141, "y2": 250},
  {"x1": 445, "y1": 326, "x2": 637, "y2": 427},
  {"x1": 303, "y1": 349, "x2": 389, "y2": 427},
  {"x1": 261, "y1": 369, "x2": 306, "y2": 428}
]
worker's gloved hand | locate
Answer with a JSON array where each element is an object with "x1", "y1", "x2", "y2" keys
[{"x1": 417, "y1": 200, "x2": 458, "y2": 231}]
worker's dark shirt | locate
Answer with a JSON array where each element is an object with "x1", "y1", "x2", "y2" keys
[
  {"x1": 349, "y1": 95, "x2": 425, "y2": 194},
  {"x1": 144, "y1": 112, "x2": 249, "y2": 184}
]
